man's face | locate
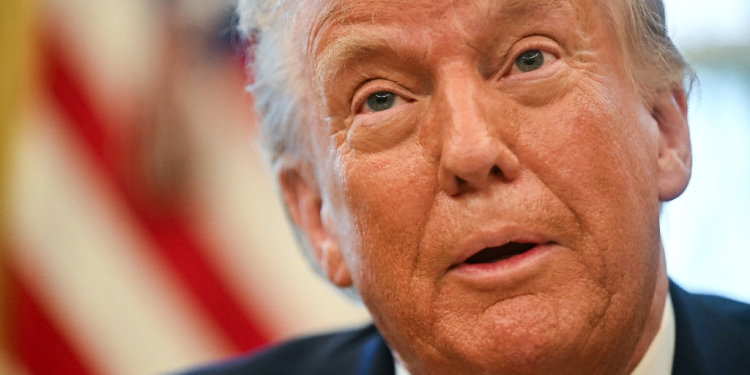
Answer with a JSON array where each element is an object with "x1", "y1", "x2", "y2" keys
[{"x1": 292, "y1": 0, "x2": 686, "y2": 374}]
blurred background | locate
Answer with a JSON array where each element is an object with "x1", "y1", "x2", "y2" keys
[{"x1": 0, "y1": 0, "x2": 748, "y2": 374}]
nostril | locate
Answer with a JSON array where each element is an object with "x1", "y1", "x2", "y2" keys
[
  {"x1": 455, "y1": 176, "x2": 467, "y2": 186},
  {"x1": 490, "y1": 165, "x2": 501, "y2": 176}
]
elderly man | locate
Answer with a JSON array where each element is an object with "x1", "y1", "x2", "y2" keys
[{"x1": 183, "y1": 0, "x2": 750, "y2": 374}]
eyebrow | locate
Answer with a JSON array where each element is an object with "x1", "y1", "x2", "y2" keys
[{"x1": 312, "y1": 26, "x2": 412, "y2": 87}]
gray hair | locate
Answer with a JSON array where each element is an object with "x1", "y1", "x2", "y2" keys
[
  {"x1": 236, "y1": 0, "x2": 695, "y2": 283},
  {"x1": 236, "y1": 0, "x2": 313, "y2": 164},
  {"x1": 604, "y1": 0, "x2": 696, "y2": 103}
]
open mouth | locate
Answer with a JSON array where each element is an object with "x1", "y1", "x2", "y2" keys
[{"x1": 464, "y1": 242, "x2": 538, "y2": 264}]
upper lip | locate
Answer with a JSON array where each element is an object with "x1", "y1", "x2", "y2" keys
[{"x1": 452, "y1": 226, "x2": 553, "y2": 266}]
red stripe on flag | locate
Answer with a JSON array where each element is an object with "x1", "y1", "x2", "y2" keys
[
  {"x1": 42, "y1": 36, "x2": 270, "y2": 352},
  {"x1": 10, "y1": 270, "x2": 97, "y2": 375}
]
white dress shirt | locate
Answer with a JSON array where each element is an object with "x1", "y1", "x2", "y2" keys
[{"x1": 395, "y1": 295, "x2": 676, "y2": 375}]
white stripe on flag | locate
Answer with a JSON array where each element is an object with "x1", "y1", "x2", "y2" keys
[
  {"x1": 44, "y1": 0, "x2": 157, "y2": 120},
  {"x1": 9, "y1": 104, "x2": 231, "y2": 375},
  {"x1": 184, "y1": 100, "x2": 372, "y2": 340}
]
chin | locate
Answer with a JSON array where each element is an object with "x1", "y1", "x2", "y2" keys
[
  {"x1": 448, "y1": 297, "x2": 586, "y2": 374},
  {"x1": 388, "y1": 278, "x2": 643, "y2": 375}
]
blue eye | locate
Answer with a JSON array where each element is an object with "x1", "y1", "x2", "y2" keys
[
  {"x1": 515, "y1": 50, "x2": 544, "y2": 72},
  {"x1": 366, "y1": 92, "x2": 397, "y2": 112}
]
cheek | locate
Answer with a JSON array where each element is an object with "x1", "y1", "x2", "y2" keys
[
  {"x1": 519, "y1": 86, "x2": 661, "y2": 282},
  {"x1": 335, "y1": 141, "x2": 437, "y2": 292}
]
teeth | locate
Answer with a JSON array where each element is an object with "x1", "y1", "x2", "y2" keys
[{"x1": 465, "y1": 242, "x2": 536, "y2": 264}]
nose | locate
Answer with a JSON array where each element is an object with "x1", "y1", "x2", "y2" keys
[{"x1": 434, "y1": 73, "x2": 520, "y2": 196}]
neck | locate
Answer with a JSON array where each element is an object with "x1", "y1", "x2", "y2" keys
[{"x1": 623, "y1": 248, "x2": 669, "y2": 374}]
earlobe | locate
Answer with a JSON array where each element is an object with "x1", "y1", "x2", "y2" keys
[
  {"x1": 653, "y1": 87, "x2": 692, "y2": 201},
  {"x1": 276, "y1": 158, "x2": 353, "y2": 288},
  {"x1": 319, "y1": 237, "x2": 354, "y2": 287}
]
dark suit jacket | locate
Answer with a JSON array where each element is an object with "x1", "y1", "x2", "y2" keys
[{"x1": 180, "y1": 282, "x2": 750, "y2": 375}]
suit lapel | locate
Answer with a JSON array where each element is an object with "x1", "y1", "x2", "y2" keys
[
  {"x1": 670, "y1": 281, "x2": 708, "y2": 375},
  {"x1": 669, "y1": 281, "x2": 750, "y2": 375},
  {"x1": 355, "y1": 332, "x2": 395, "y2": 375},
  {"x1": 314, "y1": 325, "x2": 394, "y2": 375}
]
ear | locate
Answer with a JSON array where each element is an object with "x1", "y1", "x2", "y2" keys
[
  {"x1": 653, "y1": 87, "x2": 692, "y2": 201},
  {"x1": 275, "y1": 158, "x2": 353, "y2": 288}
]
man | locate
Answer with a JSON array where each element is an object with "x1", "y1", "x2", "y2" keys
[{"x1": 183, "y1": 0, "x2": 750, "y2": 374}]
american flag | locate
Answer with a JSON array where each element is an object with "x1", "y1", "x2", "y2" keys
[{"x1": 2, "y1": 1, "x2": 370, "y2": 374}]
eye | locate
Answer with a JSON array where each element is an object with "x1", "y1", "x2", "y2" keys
[
  {"x1": 516, "y1": 50, "x2": 544, "y2": 72},
  {"x1": 354, "y1": 85, "x2": 413, "y2": 116},
  {"x1": 365, "y1": 91, "x2": 397, "y2": 112},
  {"x1": 510, "y1": 49, "x2": 557, "y2": 75}
]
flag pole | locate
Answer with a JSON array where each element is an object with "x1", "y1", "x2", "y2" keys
[{"x1": 0, "y1": 0, "x2": 35, "y2": 370}]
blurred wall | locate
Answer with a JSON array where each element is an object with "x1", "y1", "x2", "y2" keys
[{"x1": 661, "y1": 0, "x2": 750, "y2": 303}]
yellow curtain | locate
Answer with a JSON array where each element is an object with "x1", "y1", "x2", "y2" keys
[{"x1": 0, "y1": 0, "x2": 35, "y2": 370}]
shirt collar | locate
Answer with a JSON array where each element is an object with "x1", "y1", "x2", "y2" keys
[
  {"x1": 394, "y1": 294, "x2": 676, "y2": 375},
  {"x1": 630, "y1": 292, "x2": 676, "y2": 375}
]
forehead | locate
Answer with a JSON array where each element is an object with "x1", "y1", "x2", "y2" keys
[
  {"x1": 309, "y1": 0, "x2": 586, "y2": 26},
  {"x1": 300, "y1": 0, "x2": 599, "y2": 80}
]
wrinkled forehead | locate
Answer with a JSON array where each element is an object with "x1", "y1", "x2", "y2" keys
[
  {"x1": 302, "y1": 0, "x2": 589, "y2": 30},
  {"x1": 297, "y1": 0, "x2": 599, "y2": 80}
]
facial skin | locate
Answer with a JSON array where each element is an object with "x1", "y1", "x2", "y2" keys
[{"x1": 278, "y1": 0, "x2": 692, "y2": 374}]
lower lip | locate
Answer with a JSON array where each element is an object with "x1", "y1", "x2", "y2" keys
[{"x1": 449, "y1": 243, "x2": 556, "y2": 286}]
